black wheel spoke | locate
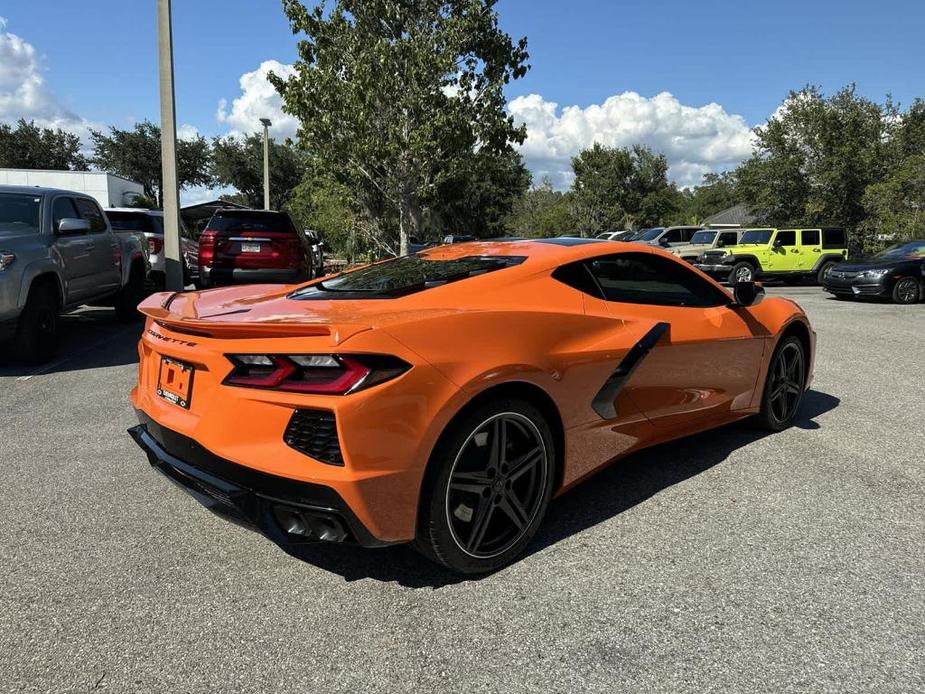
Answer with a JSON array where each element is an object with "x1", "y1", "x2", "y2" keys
[
  {"x1": 507, "y1": 446, "x2": 542, "y2": 481},
  {"x1": 465, "y1": 500, "x2": 494, "y2": 552},
  {"x1": 499, "y1": 491, "x2": 529, "y2": 530}
]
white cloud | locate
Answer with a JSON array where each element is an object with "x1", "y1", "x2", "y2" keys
[
  {"x1": 0, "y1": 16, "x2": 98, "y2": 141},
  {"x1": 176, "y1": 123, "x2": 200, "y2": 141},
  {"x1": 216, "y1": 60, "x2": 298, "y2": 140},
  {"x1": 216, "y1": 61, "x2": 757, "y2": 189},
  {"x1": 508, "y1": 91, "x2": 756, "y2": 188}
]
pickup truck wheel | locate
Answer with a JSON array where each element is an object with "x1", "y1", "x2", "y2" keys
[
  {"x1": 731, "y1": 262, "x2": 755, "y2": 284},
  {"x1": 13, "y1": 284, "x2": 59, "y2": 365},
  {"x1": 816, "y1": 262, "x2": 836, "y2": 285},
  {"x1": 115, "y1": 264, "x2": 145, "y2": 322}
]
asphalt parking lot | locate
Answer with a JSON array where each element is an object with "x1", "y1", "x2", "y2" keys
[{"x1": 0, "y1": 288, "x2": 922, "y2": 693}]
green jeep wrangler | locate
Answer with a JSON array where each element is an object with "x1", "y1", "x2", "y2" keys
[{"x1": 695, "y1": 227, "x2": 848, "y2": 285}]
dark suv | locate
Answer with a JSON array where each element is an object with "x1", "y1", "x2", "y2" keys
[{"x1": 198, "y1": 209, "x2": 312, "y2": 287}]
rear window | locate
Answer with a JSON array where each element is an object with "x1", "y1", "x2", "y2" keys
[
  {"x1": 801, "y1": 229, "x2": 820, "y2": 246},
  {"x1": 208, "y1": 210, "x2": 295, "y2": 235},
  {"x1": 823, "y1": 228, "x2": 846, "y2": 249},
  {"x1": 0, "y1": 193, "x2": 42, "y2": 233},
  {"x1": 290, "y1": 254, "x2": 526, "y2": 300},
  {"x1": 107, "y1": 211, "x2": 155, "y2": 233}
]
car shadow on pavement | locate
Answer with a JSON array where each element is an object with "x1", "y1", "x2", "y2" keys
[
  {"x1": 291, "y1": 389, "x2": 840, "y2": 589},
  {"x1": 0, "y1": 308, "x2": 142, "y2": 377}
]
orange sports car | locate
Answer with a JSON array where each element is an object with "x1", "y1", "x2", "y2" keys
[{"x1": 129, "y1": 239, "x2": 815, "y2": 573}]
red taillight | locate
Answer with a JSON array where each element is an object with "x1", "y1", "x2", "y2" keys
[
  {"x1": 223, "y1": 354, "x2": 409, "y2": 395},
  {"x1": 198, "y1": 229, "x2": 216, "y2": 267},
  {"x1": 149, "y1": 236, "x2": 164, "y2": 255}
]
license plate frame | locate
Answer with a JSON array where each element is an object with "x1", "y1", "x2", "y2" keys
[
  {"x1": 241, "y1": 242, "x2": 261, "y2": 253},
  {"x1": 156, "y1": 356, "x2": 194, "y2": 409}
]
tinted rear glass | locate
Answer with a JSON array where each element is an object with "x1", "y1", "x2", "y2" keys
[
  {"x1": 290, "y1": 254, "x2": 526, "y2": 300},
  {"x1": 107, "y1": 211, "x2": 155, "y2": 233},
  {"x1": 209, "y1": 211, "x2": 294, "y2": 234},
  {"x1": 823, "y1": 228, "x2": 846, "y2": 249},
  {"x1": 0, "y1": 193, "x2": 42, "y2": 234}
]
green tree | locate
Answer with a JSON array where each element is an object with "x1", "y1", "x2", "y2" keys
[
  {"x1": 736, "y1": 85, "x2": 892, "y2": 253},
  {"x1": 270, "y1": 0, "x2": 530, "y2": 255},
  {"x1": 288, "y1": 171, "x2": 393, "y2": 260},
  {"x1": 89, "y1": 120, "x2": 212, "y2": 206},
  {"x1": 211, "y1": 133, "x2": 306, "y2": 210},
  {"x1": 0, "y1": 119, "x2": 87, "y2": 170},
  {"x1": 678, "y1": 171, "x2": 740, "y2": 224},
  {"x1": 504, "y1": 177, "x2": 576, "y2": 237},
  {"x1": 861, "y1": 155, "x2": 925, "y2": 244},
  {"x1": 433, "y1": 149, "x2": 531, "y2": 238},
  {"x1": 570, "y1": 143, "x2": 679, "y2": 234}
]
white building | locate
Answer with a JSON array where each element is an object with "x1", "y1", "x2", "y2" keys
[{"x1": 0, "y1": 169, "x2": 145, "y2": 208}]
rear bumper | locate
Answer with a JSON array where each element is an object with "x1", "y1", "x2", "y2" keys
[
  {"x1": 200, "y1": 266, "x2": 309, "y2": 287},
  {"x1": 128, "y1": 412, "x2": 394, "y2": 550}
]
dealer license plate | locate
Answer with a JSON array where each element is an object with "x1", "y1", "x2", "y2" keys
[{"x1": 156, "y1": 356, "x2": 194, "y2": 409}]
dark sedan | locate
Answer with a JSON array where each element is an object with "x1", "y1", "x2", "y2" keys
[{"x1": 823, "y1": 240, "x2": 925, "y2": 304}]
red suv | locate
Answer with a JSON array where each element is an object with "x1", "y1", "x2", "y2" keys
[{"x1": 198, "y1": 209, "x2": 312, "y2": 287}]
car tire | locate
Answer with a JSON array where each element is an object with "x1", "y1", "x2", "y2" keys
[
  {"x1": 731, "y1": 261, "x2": 755, "y2": 284},
  {"x1": 414, "y1": 398, "x2": 556, "y2": 574},
  {"x1": 892, "y1": 277, "x2": 920, "y2": 304},
  {"x1": 754, "y1": 335, "x2": 806, "y2": 432},
  {"x1": 816, "y1": 262, "x2": 836, "y2": 285},
  {"x1": 13, "y1": 283, "x2": 59, "y2": 365},
  {"x1": 115, "y1": 264, "x2": 145, "y2": 322}
]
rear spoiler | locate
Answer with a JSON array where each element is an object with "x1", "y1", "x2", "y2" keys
[{"x1": 137, "y1": 292, "x2": 368, "y2": 343}]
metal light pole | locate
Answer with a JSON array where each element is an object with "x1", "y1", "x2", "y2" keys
[
  {"x1": 260, "y1": 118, "x2": 272, "y2": 210},
  {"x1": 157, "y1": 0, "x2": 183, "y2": 291}
]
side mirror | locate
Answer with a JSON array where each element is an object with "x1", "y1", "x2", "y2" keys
[
  {"x1": 773, "y1": 236, "x2": 784, "y2": 248},
  {"x1": 731, "y1": 280, "x2": 765, "y2": 307},
  {"x1": 658, "y1": 237, "x2": 670, "y2": 246},
  {"x1": 57, "y1": 218, "x2": 90, "y2": 235}
]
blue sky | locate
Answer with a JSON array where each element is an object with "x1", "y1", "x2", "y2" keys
[{"x1": 1, "y1": 0, "x2": 923, "y2": 195}]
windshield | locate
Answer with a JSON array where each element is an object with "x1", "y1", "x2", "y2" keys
[
  {"x1": 689, "y1": 231, "x2": 717, "y2": 245},
  {"x1": 875, "y1": 241, "x2": 925, "y2": 260},
  {"x1": 0, "y1": 193, "x2": 42, "y2": 234},
  {"x1": 107, "y1": 211, "x2": 155, "y2": 233},
  {"x1": 290, "y1": 254, "x2": 526, "y2": 299},
  {"x1": 740, "y1": 229, "x2": 774, "y2": 245},
  {"x1": 635, "y1": 227, "x2": 665, "y2": 242}
]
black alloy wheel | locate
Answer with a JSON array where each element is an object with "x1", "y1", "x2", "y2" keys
[
  {"x1": 446, "y1": 412, "x2": 548, "y2": 559},
  {"x1": 415, "y1": 399, "x2": 555, "y2": 574},
  {"x1": 893, "y1": 277, "x2": 920, "y2": 304},
  {"x1": 756, "y1": 336, "x2": 806, "y2": 431}
]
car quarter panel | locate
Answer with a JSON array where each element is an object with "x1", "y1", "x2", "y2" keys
[{"x1": 131, "y1": 317, "x2": 460, "y2": 543}]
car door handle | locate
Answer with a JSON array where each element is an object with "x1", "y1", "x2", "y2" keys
[{"x1": 790, "y1": 249, "x2": 799, "y2": 253}]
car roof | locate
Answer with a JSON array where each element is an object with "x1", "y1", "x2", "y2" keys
[
  {"x1": 107, "y1": 207, "x2": 163, "y2": 216},
  {"x1": 0, "y1": 184, "x2": 95, "y2": 198},
  {"x1": 417, "y1": 237, "x2": 675, "y2": 271}
]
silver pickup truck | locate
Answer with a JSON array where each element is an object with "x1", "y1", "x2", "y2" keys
[{"x1": 0, "y1": 185, "x2": 148, "y2": 364}]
